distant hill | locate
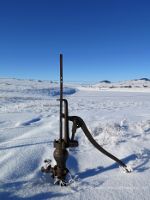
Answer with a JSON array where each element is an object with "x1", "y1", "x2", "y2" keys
[
  {"x1": 94, "y1": 78, "x2": 150, "y2": 89},
  {"x1": 139, "y1": 78, "x2": 150, "y2": 81},
  {"x1": 99, "y1": 80, "x2": 111, "y2": 84}
]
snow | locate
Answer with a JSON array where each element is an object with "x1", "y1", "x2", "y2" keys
[
  {"x1": 88, "y1": 78, "x2": 150, "y2": 93},
  {"x1": 0, "y1": 78, "x2": 150, "y2": 199}
]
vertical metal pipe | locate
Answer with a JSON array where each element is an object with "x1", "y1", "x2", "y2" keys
[{"x1": 60, "y1": 54, "x2": 63, "y2": 140}]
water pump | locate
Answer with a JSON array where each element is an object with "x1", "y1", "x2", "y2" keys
[{"x1": 41, "y1": 54, "x2": 131, "y2": 186}]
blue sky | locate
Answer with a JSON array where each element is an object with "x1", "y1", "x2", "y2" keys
[{"x1": 0, "y1": 0, "x2": 150, "y2": 82}]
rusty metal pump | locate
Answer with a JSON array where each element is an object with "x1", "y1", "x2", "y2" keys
[{"x1": 41, "y1": 54, "x2": 131, "y2": 186}]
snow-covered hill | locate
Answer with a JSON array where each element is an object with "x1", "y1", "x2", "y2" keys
[
  {"x1": 90, "y1": 78, "x2": 150, "y2": 92},
  {"x1": 0, "y1": 78, "x2": 150, "y2": 200}
]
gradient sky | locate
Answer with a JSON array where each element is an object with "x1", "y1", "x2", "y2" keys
[{"x1": 0, "y1": 0, "x2": 150, "y2": 82}]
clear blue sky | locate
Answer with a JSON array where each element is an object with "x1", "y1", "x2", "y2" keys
[{"x1": 0, "y1": 0, "x2": 150, "y2": 82}]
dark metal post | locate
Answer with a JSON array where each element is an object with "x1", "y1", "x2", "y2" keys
[{"x1": 60, "y1": 54, "x2": 63, "y2": 141}]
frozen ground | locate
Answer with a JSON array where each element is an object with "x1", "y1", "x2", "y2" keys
[{"x1": 0, "y1": 78, "x2": 150, "y2": 200}]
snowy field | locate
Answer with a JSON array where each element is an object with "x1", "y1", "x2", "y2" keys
[{"x1": 0, "y1": 78, "x2": 150, "y2": 200}]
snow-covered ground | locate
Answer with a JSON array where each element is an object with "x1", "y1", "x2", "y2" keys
[
  {"x1": 91, "y1": 78, "x2": 150, "y2": 92},
  {"x1": 0, "y1": 78, "x2": 150, "y2": 200}
]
